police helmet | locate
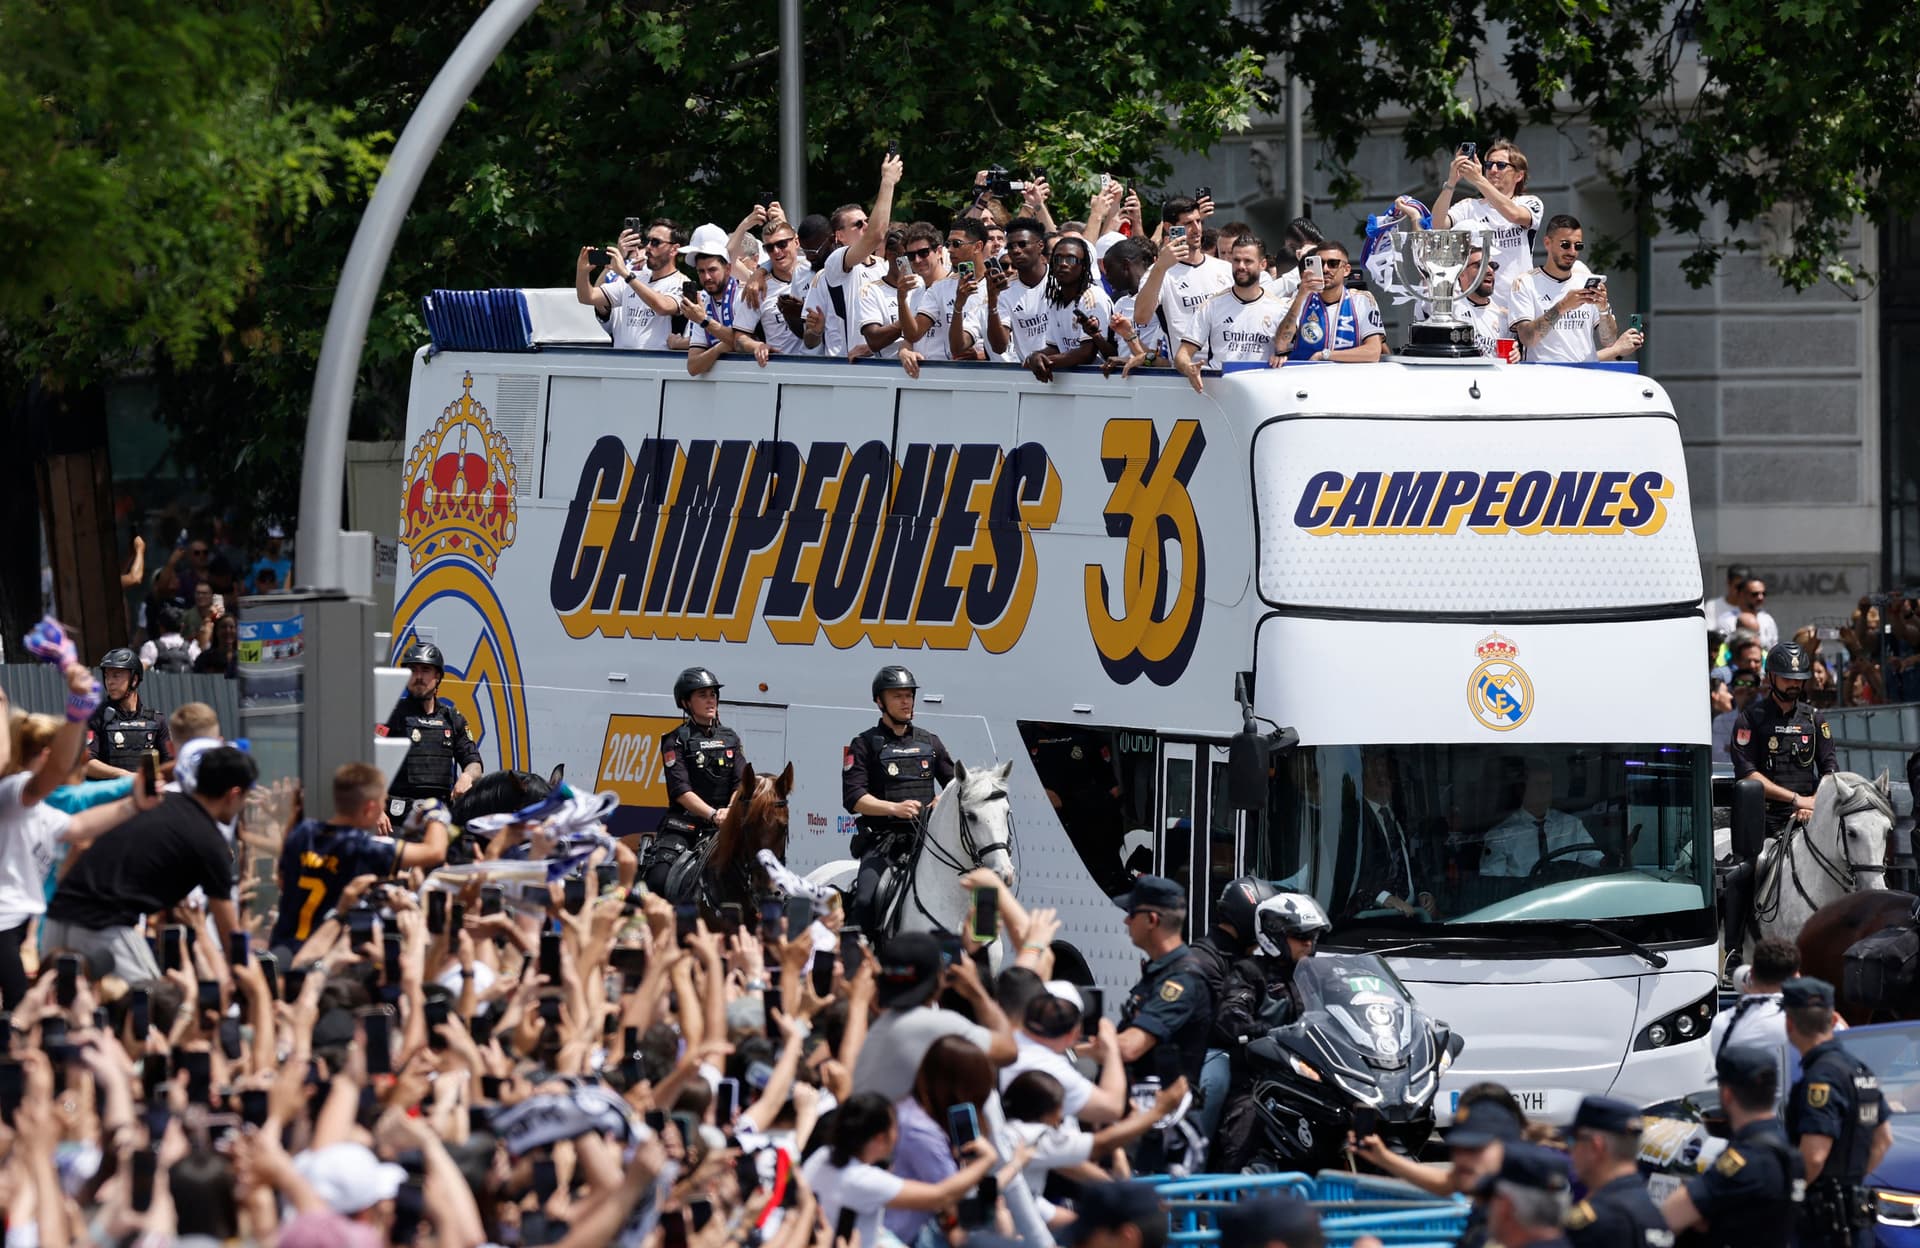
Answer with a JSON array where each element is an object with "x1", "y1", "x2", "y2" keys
[
  {"x1": 1767, "y1": 641, "x2": 1813, "y2": 682},
  {"x1": 871, "y1": 665, "x2": 919, "y2": 701},
  {"x1": 100, "y1": 647, "x2": 142, "y2": 687},
  {"x1": 674, "y1": 666, "x2": 723, "y2": 708},
  {"x1": 401, "y1": 641, "x2": 445, "y2": 673},
  {"x1": 1254, "y1": 893, "x2": 1333, "y2": 958},
  {"x1": 1215, "y1": 875, "x2": 1279, "y2": 943}
]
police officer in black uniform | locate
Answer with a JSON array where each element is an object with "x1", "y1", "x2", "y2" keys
[
  {"x1": 645, "y1": 667, "x2": 745, "y2": 896},
  {"x1": 1564, "y1": 1096, "x2": 1667, "y2": 1248},
  {"x1": 1115, "y1": 875, "x2": 1212, "y2": 1088},
  {"x1": 1482, "y1": 1141, "x2": 1579, "y2": 1248},
  {"x1": 841, "y1": 665, "x2": 953, "y2": 933},
  {"x1": 1785, "y1": 976, "x2": 1892, "y2": 1248},
  {"x1": 1661, "y1": 1045, "x2": 1802, "y2": 1248},
  {"x1": 1723, "y1": 641, "x2": 1836, "y2": 964},
  {"x1": 1188, "y1": 875, "x2": 1277, "y2": 1138},
  {"x1": 380, "y1": 641, "x2": 483, "y2": 823},
  {"x1": 85, "y1": 648, "x2": 166, "y2": 779}
]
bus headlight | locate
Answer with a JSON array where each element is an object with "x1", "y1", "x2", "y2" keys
[
  {"x1": 1875, "y1": 1190, "x2": 1920, "y2": 1226},
  {"x1": 1633, "y1": 991, "x2": 1717, "y2": 1051}
]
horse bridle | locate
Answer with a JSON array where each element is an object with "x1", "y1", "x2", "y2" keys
[
  {"x1": 1761, "y1": 785, "x2": 1891, "y2": 920},
  {"x1": 900, "y1": 789, "x2": 1016, "y2": 933}
]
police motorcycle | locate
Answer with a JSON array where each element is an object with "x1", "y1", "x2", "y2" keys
[{"x1": 1240, "y1": 951, "x2": 1464, "y2": 1172}]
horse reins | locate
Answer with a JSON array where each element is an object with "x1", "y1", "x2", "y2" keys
[
  {"x1": 900, "y1": 789, "x2": 1016, "y2": 933},
  {"x1": 1755, "y1": 783, "x2": 1892, "y2": 922}
]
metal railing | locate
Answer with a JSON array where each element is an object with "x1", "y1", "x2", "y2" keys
[
  {"x1": 0, "y1": 665, "x2": 242, "y2": 741},
  {"x1": 1824, "y1": 702, "x2": 1920, "y2": 795}
]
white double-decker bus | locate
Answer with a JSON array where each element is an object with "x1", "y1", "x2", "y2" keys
[{"x1": 394, "y1": 339, "x2": 1714, "y2": 1117}]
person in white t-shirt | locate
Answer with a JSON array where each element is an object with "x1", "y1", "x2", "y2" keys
[
  {"x1": 1509, "y1": 215, "x2": 1645, "y2": 364},
  {"x1": 1431, "y1": 139, "x2": 1545, "y2": 295},
  {"x1": 901, "y1": 219, "x2": 991, "y2": 378},
  {"x1": 756, "y1": 218, "x2": 815, "y2": 357},
  {"x1": 985, "y1": 216, "x2": 1053, "y2": 363},
  {"x1": 575, "y1": 219, "x2": 687, "y2": 350},
  {"x1": 809, "y1": 152, "x2": 905, "y2": 357},
  {"x1": 1174, "y1": 236, "x2": 1289, "y2": 391},
  {"x1": 682, "y1": 227, "x2": 770, "y2": 376},
  {"x1": 1026, "y1": 237, "x2": 1113, "y2": 382},
  {"x1": 1458, "y1": 243, "x2": 1519, "y2": 357},
  {"x1": 1001, "y1": 1068, "x2": 1187, "y2": 1211},
  {"x1": 1000, "y1": 982, "x2": 1132, "y2": 1128},
  {"x1": 800, "y1": 1091, "x2": 999, "y2": 1248},
  {"x1": 1146, "y1": 195, "x2": 1232, "y2": 349},
  {"x1": 0, "y1": 694, "x2": 152, "y2": 1007},
  {"x1": 853, "y1": 231, "x2": 912, "y2": 361},
  {"x1": 1103, "y1": 238, "x2": 1170, "y2": 376}
]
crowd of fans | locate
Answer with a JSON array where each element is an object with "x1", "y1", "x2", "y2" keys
[
  {"x1": 1705, "y1": 564, "x2": 1920, "y2": 762},
  {"x1": 0, "y1": 612, "x2": 1884, "y2": 1248},
  {"x1": 85, "y1": 518, "x2": 296, "y2": 681},
  {"x1": 571, "y1": 141, "x2": 1644, "y2": 383}
]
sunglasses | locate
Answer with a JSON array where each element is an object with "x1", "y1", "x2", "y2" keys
[
  {"x1": 946, "y1": 239, "x2": 972, "y2": 249},
  {"x1": 1484, "y1": 160, "x2": 1515, "y2": 172},
  {"x1": 765, "y1": 238, "x2": 796, "y2": 252},
  {"x1": 646, "y1": 236, "x2": 673, "y2": 247},
  {"x1": 904, "y1": 247, "x2": 936, "y2": 261},
  {"x1": 843, "y1": 219, "x2": 869, "y2": 231},
  {"x1": 1320, "y1": 258, "x2": 1348, "y2": 269},
  {"x1": 190, "y1": 547, "x2": 210, "y2": 557},
  {"x1": 1554, "y1": 240, "x2": 1585, "y2": 251},
  {"x1": 1054, "y1": 255, "x2": 1085, "y2": 266}
]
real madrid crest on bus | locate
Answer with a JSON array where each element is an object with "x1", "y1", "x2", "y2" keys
[{"x1": 1468, "y1": 631, "x2": 1532, "y2": 732}]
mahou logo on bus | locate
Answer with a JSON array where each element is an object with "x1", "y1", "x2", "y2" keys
[{"x1": 548, "y1": 436, "x2": 1062, "y2": 650}]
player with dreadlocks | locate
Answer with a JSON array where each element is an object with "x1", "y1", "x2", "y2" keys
[{"x1": 1024, "y1": 235, "x2": 1114, "y2": 382}]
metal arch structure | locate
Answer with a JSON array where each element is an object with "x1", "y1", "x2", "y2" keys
[
  {"x1": 296, "y1": 0, "x2": 542, "y2": 593},
  {"x1": 297, "y1": 0, "x2": 810, "y2": 591}
]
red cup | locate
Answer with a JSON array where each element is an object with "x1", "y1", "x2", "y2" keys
[{"x1": 1496, "y1": 338, "x2": 1520, "y2": 363}]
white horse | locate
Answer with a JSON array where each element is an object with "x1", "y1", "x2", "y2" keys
[
  {"x1": 806, "y1": 759, "x2": 1017, "y2": 940},
  {"x1": 1753, "y1": 769, "x2": 1895, "y2": 946}
]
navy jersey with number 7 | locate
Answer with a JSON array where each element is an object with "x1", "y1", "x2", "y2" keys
[{"x1": 271, "y1": 819, "x2": 400, "y2": 949}]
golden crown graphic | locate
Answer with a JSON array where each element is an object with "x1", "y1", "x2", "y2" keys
[
  {"x1": 401, "y1": 373, "x2": 518, "y2": 575},
  {"x1": 1475, "y1": 631, "x2": 1519, "y2": 662}
]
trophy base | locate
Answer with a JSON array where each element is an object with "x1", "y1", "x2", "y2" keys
[{"x1": 1402, "y1": 321, "x2": 1479, "y2": 359}]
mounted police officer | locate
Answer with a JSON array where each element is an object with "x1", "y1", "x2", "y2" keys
[
  {"x1": 1660, "y1": 1045, "x2": 1802, "y2": 1247},
  {"x1": 1564, "y1": 1096, "x2": 1668, "y2": 1248},
  {"x1": 1723, "y1": 640, "x2": 1836, "y2": 966},
  {"x1": 1785, "y1": 977, "x2": 1891, "y2": 1248},
  {"x1": 85, "y1": 648, "x2": 166, "y2": 779},
  {"x1": 379, "y1": 641, "x2": 482, "y2": 823},
  {"x1": 841, "y1": 665, "x2": 953, "y2": 933},
  {"x1": 645, "y1": 666, "x2": 745, "y2": 896}
]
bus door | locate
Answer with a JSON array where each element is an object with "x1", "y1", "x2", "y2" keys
[{"x1": 1157, "y1": 739, "x2": 1243, "y2": 935}]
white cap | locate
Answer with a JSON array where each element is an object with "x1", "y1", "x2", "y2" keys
[
  {"x1": 1044, "y1": 980, "x2": 1085, "y2": 1007},
  {"x1": 1092, "y1": 231, "x2": 1127, "y2": 263},
  {"x1": 172, "y1": 736, "x2": 225, "y2": 794},
  {"x1": 292, "y1": 1143, "x2": 406, "y2": 1215},
  {"x1": 681, "y1": 223, "x2": 732, "y2": 260}
]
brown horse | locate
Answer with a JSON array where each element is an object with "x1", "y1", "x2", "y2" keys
[
  {"x1": 1798, "y1": 889, "x2": 1919, "y2": 1024},
  {"x1": 699, "y1": 761, "x2": 793, "y2": 919}
]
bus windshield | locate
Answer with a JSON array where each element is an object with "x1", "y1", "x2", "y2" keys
[{"x1": 1249, "y1": 743, "x2": 1714, "y2": 940}]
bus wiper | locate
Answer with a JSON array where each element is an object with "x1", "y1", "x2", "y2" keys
[
  {"x1": 1341, "y1": 933, "x2": 1514, "y2": 957},
  {"x1": 1541, "y1": 920, "x2": 1670, "y2": 969}
]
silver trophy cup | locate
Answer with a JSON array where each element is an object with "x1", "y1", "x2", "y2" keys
[{"x1": 1394, "y1": 227, "x2": 1485, "y2": 358}]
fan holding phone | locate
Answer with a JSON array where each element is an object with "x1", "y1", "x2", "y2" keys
[{"x1": 800, "y1": 1091, "x2": 999, "y2": 1248}]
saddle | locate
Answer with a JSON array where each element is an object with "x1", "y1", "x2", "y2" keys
[
  {"x1": 662, "y1": 836, "x2": 714, "y2": 905},
  {"x1": 1844, "y1": 921, "x2": 1920, "y2": 1015}
]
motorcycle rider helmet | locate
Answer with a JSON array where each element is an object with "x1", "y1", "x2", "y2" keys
[
  {"x1": 1254, "y1": 893, "x2": 1333, "y2": 958},
  {"x1": 1766, "y1": 641, "x2": 1813, "y2": 682},
  {"x1": 871, "y1": 665, "x2": 918, "y2": 701},
  {"x1": 1215, "y1": 875, "x2": 1280, "y2": 946},
  {"x1": 401, "y1": 640, "x2": 446, "y2": 673},
  {"x1": 99, "y1": 647, "x2": 142, "y2": 690},
  {"x1": 673, "y1": 666, "x2": 723, "y2": 709}
]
